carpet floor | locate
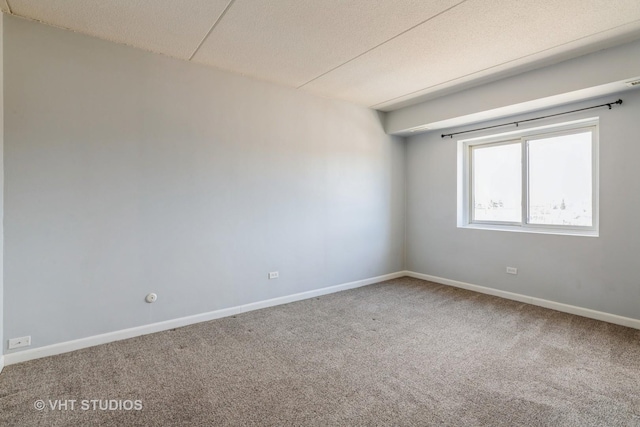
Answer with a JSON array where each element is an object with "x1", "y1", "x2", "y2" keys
[{"x1": 1, "y1": 277, "x2": 640, "y2": 426}]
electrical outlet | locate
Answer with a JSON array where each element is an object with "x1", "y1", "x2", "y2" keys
[
  {"x1": 8, "y1": 336, "x2": 31, "y2": 350},
  {"x1": 268, "y1": 271, "x2": 279, "y2": 279},
  {"x1": 506, "y1": 267, "x2": 518, "y2": 275}
]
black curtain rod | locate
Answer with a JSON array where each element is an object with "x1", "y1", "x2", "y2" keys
[{"x1": 441, "y1": 99, "x2": 623, "y2": 139}]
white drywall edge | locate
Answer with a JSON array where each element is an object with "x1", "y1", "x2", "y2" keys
[{"x1": 386, "y1": 38, "x2": 640, "y2": 135}]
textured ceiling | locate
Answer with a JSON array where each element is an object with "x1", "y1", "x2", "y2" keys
[
  {"x1": 6, "y1": 0, "x2": 231, "y2": 59},
  {"x1": 191, "y1": 0, "x2": 461, "y2": 88},
  {"x1": 5, "y1": 0, "x2": 640, "y2": 111}
]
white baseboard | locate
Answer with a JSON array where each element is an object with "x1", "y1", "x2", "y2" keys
[
  {"x1": 8, "y1": 270, "x2": 634, "y2": 367},
  {"x1": 3, "y1": 271, "x2": 406, "y2": 367},
  {"x1": 406, "y1": 271, "x2": 640, "y2": 330},
  {"x1": 0, "y1": 355, "x2": 4, "y2": 373}
]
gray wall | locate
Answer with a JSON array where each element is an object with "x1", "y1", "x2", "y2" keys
[
  {"x1": 3, "y1": 15, "x2": 405, "y2": 352},
  {"x1": 406, "y1": 90, "x2": 640, "y2": 320},
  {"x1": 0, "y1": 14, "x2": 4, "y2": 365}
]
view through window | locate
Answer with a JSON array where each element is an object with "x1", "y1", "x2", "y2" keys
[
  {"x1": 527, "y1": 131, "x2": 592, "y2": 226},
  {"x1": 465, "y1": 121, "x2": 597, "y2": 233}
]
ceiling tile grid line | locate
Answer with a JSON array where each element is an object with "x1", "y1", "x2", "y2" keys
[
  {"x1": 295, "y1": 0, "x2": 469, "y2": 90},
  {"x1": 300, "y1": 0, "x2": 640, "y2": 108},
  {"x1": 7, "y1": 0, "x2": 232, "y2": 60},
  {"x1": 190, "y1": 0, "x2": 465, "y2": 89},
  {"x1": 4, "y1": 0, "x2": 640, "y2": 110},
  {"x1": 188, "y1": 0, "x2": 237, "y2": 61},
  {"x1": 368, "y1": 17, "x2": 640, "y2": 110}
]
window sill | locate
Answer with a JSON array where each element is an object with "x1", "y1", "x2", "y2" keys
[{"x1": 459, "y1": 223, "x2": 599, "y2": 237}]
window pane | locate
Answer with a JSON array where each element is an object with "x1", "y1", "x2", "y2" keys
[
  {"x1": 528, "y1": 131, "x2": 592, "y2": 226},
  {"x1": 472, "y1": 143, "x2": 521, "y2": 222}
]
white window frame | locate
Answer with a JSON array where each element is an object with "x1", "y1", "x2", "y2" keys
[{"x1": 457, "y1": 118, "x2": 599, "y2": 237}]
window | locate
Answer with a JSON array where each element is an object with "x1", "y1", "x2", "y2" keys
[{"x1": 459, "y1": 119, "x2": 598, "y2": 236}]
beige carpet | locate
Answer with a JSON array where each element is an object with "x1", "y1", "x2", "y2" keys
[{"x1": 1, "y1": 277, "x2": 640, "y2": 426}]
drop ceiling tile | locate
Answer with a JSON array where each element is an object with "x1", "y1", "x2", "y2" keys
[
  {"x1": 192, "y1": 0, "x2": 463, "y2": 87},
  {"x1": 8, "y1": 0, "x2": 231, "y2": 59},
  {"x1": 303, "y1": 0, "x2": 640, "y2": 108},
  {"x1": 376, "y1": 21, "x2": 640, "y2": 111}
]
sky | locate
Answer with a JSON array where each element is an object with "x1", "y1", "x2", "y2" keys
[{"x1": 472, "y1": 131, "x2": 592, "y2": 225}]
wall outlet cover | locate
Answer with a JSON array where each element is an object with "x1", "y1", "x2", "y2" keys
[{"x1": 8, "y1": 336, "x2": 31, "y2": 350}]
